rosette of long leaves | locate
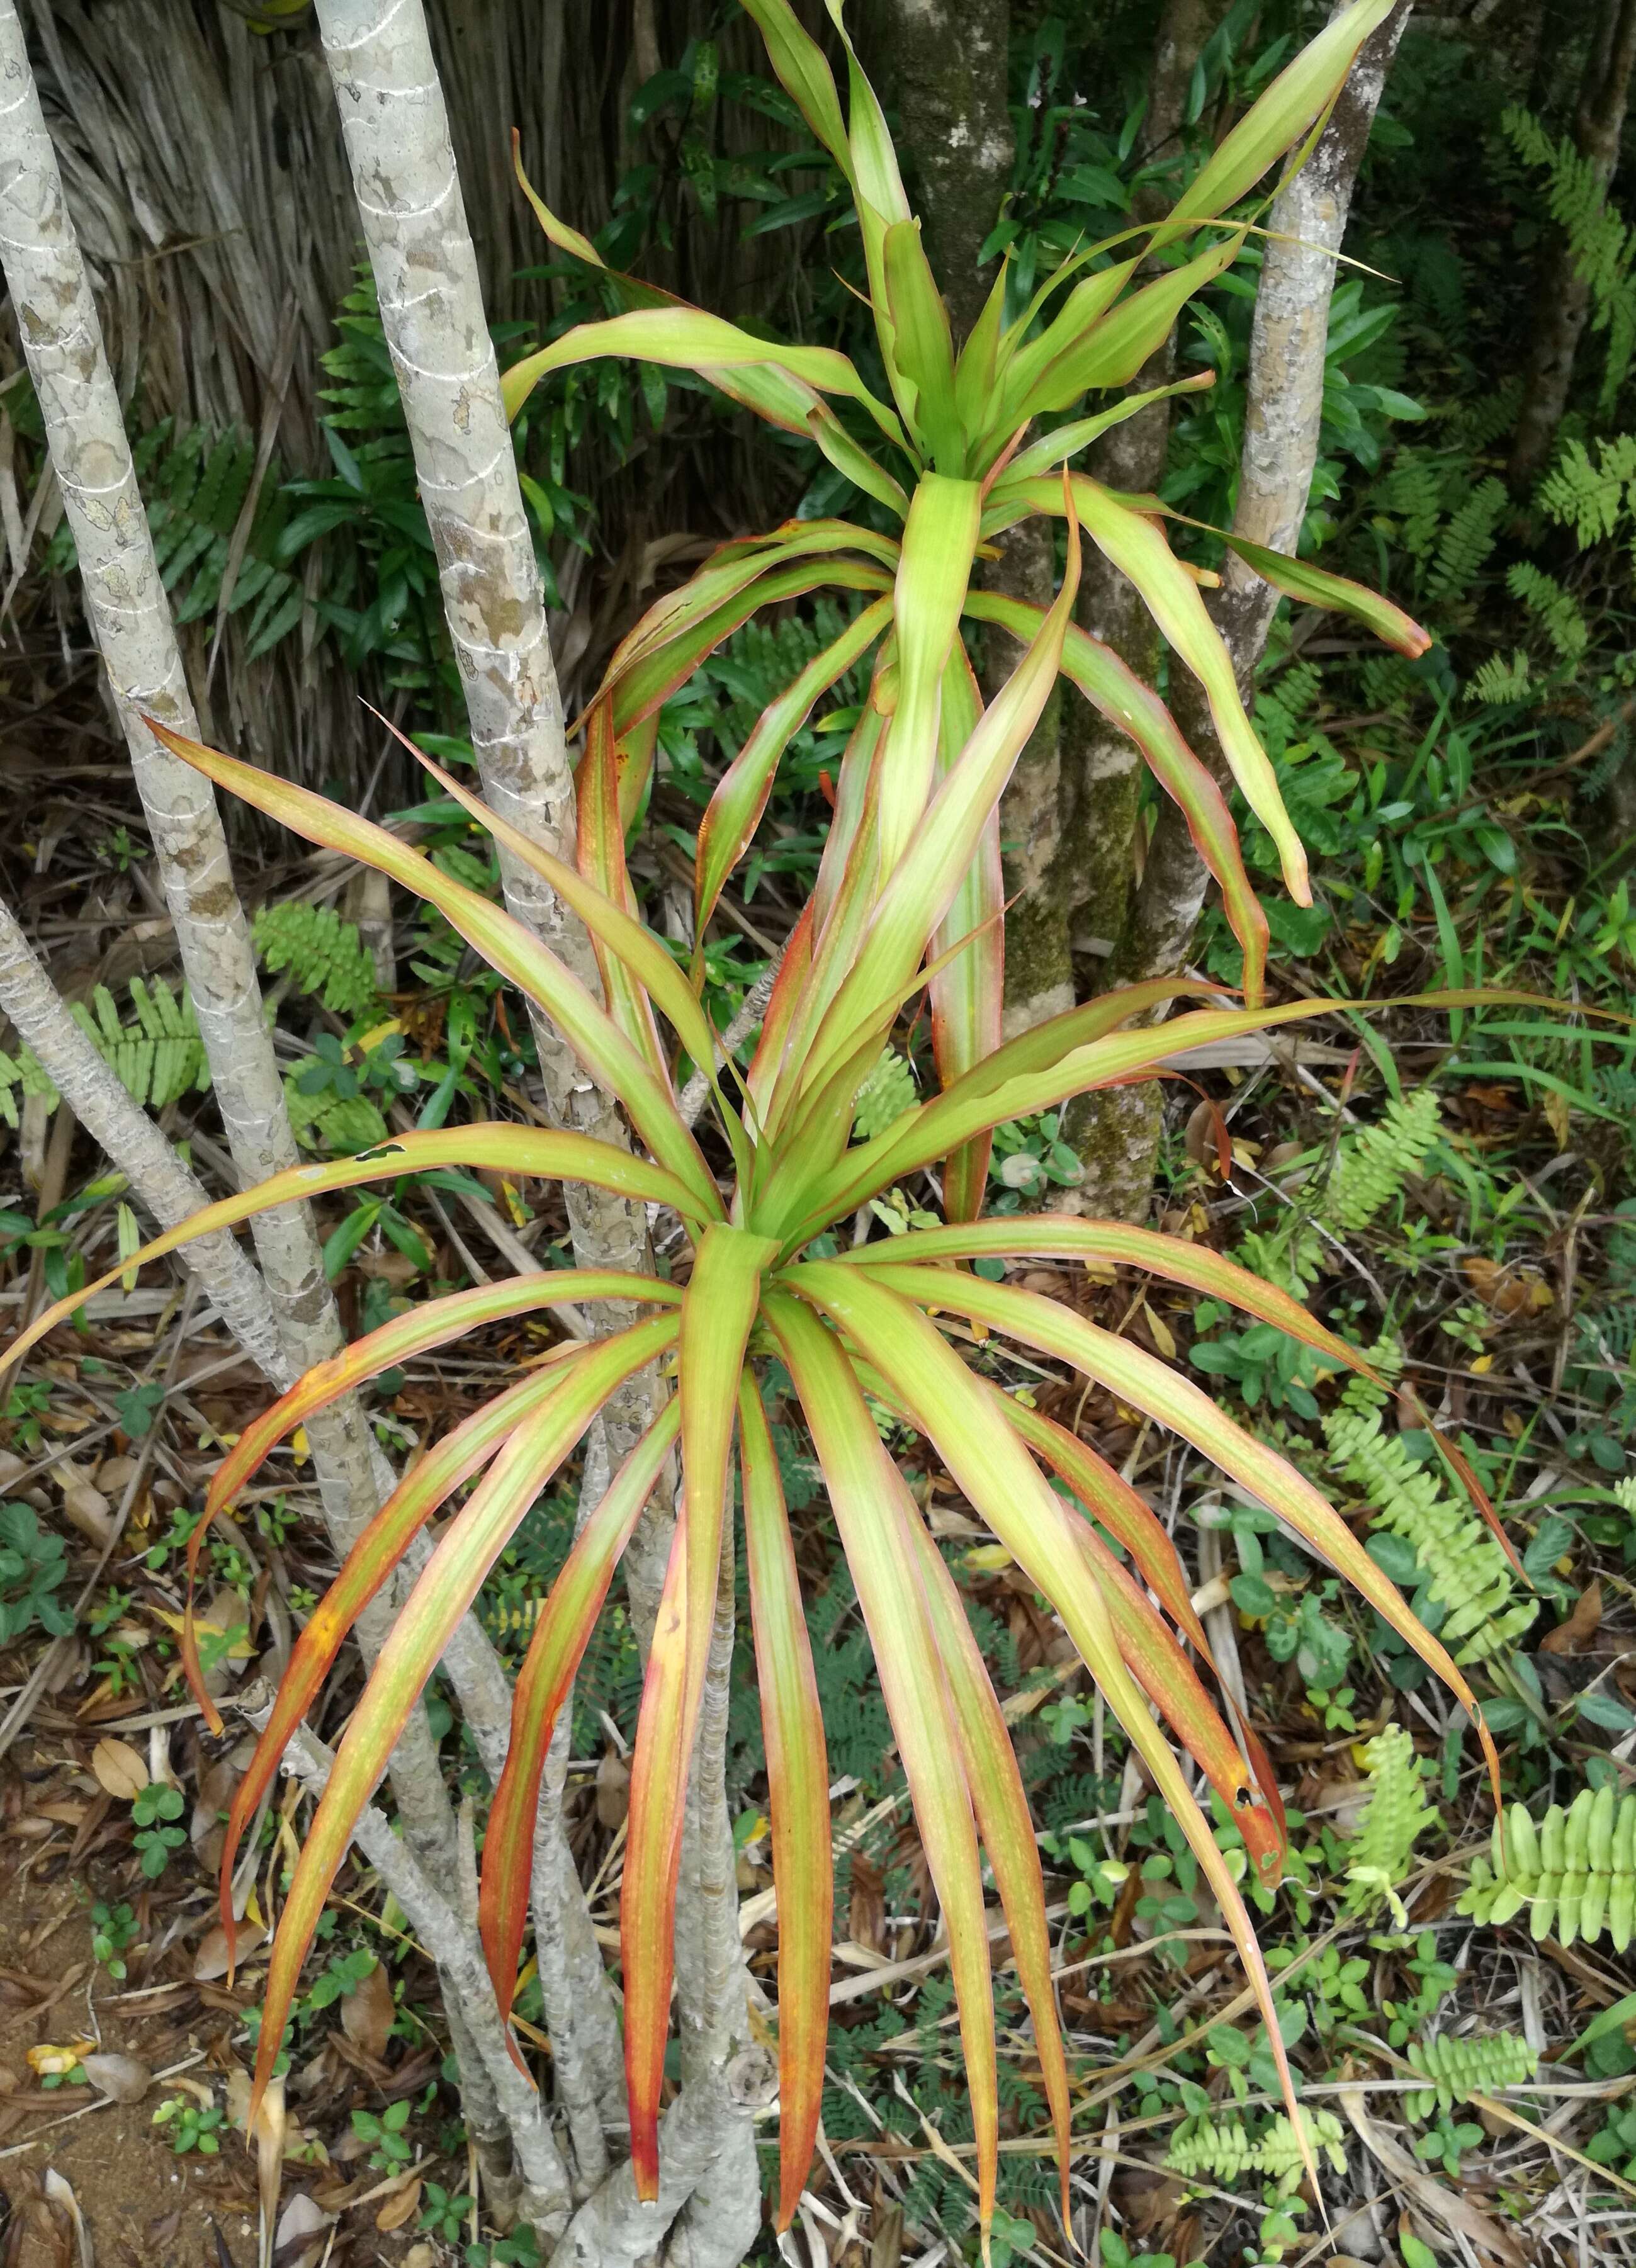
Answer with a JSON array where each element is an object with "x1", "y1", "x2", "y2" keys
[
  {"x1": 4, "y1": 537, "x2": 1494, "y2": 2235},
  {"x1": 503, "y1": 0, "x2": 1430, "y2": 1071}
]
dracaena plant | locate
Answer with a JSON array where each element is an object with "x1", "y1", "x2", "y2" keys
[
  {"x1": 6, "y1": 521, "x2": 1498, "y2": 2235},
  {"x1": 501, "y1": 0, "x2": 1429, "y2": 1092}
]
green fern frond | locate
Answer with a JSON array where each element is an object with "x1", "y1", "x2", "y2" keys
[
  {"x1": 1470, "y1": 652, "x2": 1533, "y2": 706},
  {"x1": 1404, "y1": 2030, "x2": 1536, "y2": 2119},
  {"x1": 1506, "y1": 563, "x2": 1589, "y2": 661},
  {"x1": 1428, "y1": 477, "x2": 1508, "y2": 597},
  {"x1": 1326, "y1": 1376, "x2": 1536, "y2": 1663},
  {"x1": 283, "y1": 1076, "x2": 390, "y2": 1155},
  {"x1": 1238, "y1": 1092, "x2": 1443, "y2": 1296},
  {"x1": 1166, "y1": 2109, "x2": 1347, "y2": 2196},
  {"x1": 1460, "y1": 1786, "x2": 1636, "y2": 1949},
  {"x1": 852, "y1": 1048, "x2": 918, "y2": 1140},
  {"x1": 1343, "y1": 1725, "x2": 1438, "y2": 1920},
  {"x1": 1538, "y1": 434, "x2": 1636, "y2": 546},
  {"x1": 254, "y1": 903, "x2": 381, "y2": 1017}
]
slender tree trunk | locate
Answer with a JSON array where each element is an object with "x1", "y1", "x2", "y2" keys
[
  {"x1": 1066, "y1": 0, "x2": 1413, "y2": 1221},
  {"x1": 0, "y1": 0, "x2": 392, "y2": 1573},
  {"x1": 1058, "y1": 0, "x2": 1229, "y2": 1007},
  {"x1": 0, "y1": 898, "x2": 288, "y2": 1384},
  {"x1": 312, "y1": 9, "x2": 761, "y2": 2254},
  {"x1": 0, "y1": 3, "x2": 576, "y2": 2214},
  {"x1": 1508, "y1": 0, "x2": 1636, "y2": 492}
]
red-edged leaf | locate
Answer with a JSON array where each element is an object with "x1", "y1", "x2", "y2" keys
[
  {"x1": 214, "y1": 1353, "x2": 605, "y2": 1966},
  {"x1": 966, "y1": 590, "x2": 1270, "y2": 1005},
  {"x1": 247, "y1": 1317, "x2": 677, "y2": 2126},
  {"x1": 927, "y1": 644, "x2": 1001, "y2": 1219},
  {"x1": 1, "y1": 1127, "x2": 701, "y2": 1391},
  {"x1": 765, "y1": 1290, "x2": 999, "y2": 2233},
  {"x1": 738, "y1": 1379, "x2": 831, "y2": 2228},
  {"x1": 142, "y1": 719, "x2": 723, "y2": 1217},
  {"x1": 784, "y1": 1263, "x2": 1316, "y2": 2178},
  {"x1": 480, "y1": 1402, "x2": 680, "y2": 2034},
  {"x1": 623, "y1": 1226, "x2": 773, "y2": 2196},
  {"x1": 900, "y1": 1494, "x2": 1073, "y2": 2228},
  {"x1": 184, "y1": 1268, "x2": 669, "y2": 1718}
]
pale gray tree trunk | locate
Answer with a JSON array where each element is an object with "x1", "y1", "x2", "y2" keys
[
  {"x1": 1068, "y1": 0, "x2": 1413, "y2": 1219},
  {"x1": 0, "y1": 1, "x2": 575, "y2": 2216},
  {"x1": 0, "y1": 0, "x2": 393, "y2": 1566},
  {"x1": 1508, "y1": 0, "x2": 1636, "y2": 491},
  {"x1": 0, "y1": 896, "x2": 287, "y2": 1385},
  {"x1": 311, "y1": 8, "x2": 759, "y2": 2256}
]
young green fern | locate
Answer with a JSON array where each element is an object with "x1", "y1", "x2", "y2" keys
[
  {"x1": 0, "y1": 976, "x2": 208, "y2": 1124},
  {"x1": 1236, "y1": 1088, "x2": 1443, "y2": 1295},
  {"x1": 1460, "y1": 1787, "x2": 1636, "y2": 1949},
  {"x1": 1166, "y1": 2109, "x2": 1348, "y2": 2195},
  {"x1": 1403, "y1": 2030, "x2": 1537, "y2": 2119},
  {"x1": 1504, "y1": 106, "x2": 1636, "y2": 414},
  {"x1": 1538, "y1": 434, "x2": 1636, "y2": 546},
  {"x1": 852, "y1": 1048, "x2": 918, "y2": 1140},
  {"x1": 1343, "y1": 1724, "x2": 1438, "y2": 1921},
  {"x1": 1506, "y1": 562, "x2": 1588, "y2": 662},
  {"x1": 1325, "y1": 1367, "x2": 1536, "y2": 1665},
  {"x1": 253, "y1": 903, "x2": 382, "y2": 1018}
]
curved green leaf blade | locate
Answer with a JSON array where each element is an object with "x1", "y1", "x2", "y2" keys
[
  {"x1": 765, "y1": 1289, "x2": 1000, "y2": 2233},
  {"x1": 2, "y1": 1126, "x2": 701, "y2": 1389},
  {"x1": 738, "y1": 1380, "x2": 832, "y2": 2230},
  {"x1": 480, "y1": 1402, "x2": 680, "y2": 2033},
  {"x1": 142, "y1": 719, "x2": 723, "y2": 1218},
  {"x1": 247, "y1": 1317, "x2": 678, "y2": 2126}
]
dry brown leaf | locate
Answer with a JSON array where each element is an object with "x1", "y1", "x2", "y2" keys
[
  {"x1": 339, "y1": 1958, "x2": 395, "y2": 2058},
  {"x1": 1541, "y1": 1579, "x2": 1603, "y2": 1655},
  {"x1": 376, "y1": 2179, "x2": 423, "y2": 2233},
  {"x1": 194, "y1": 1917, "x2": 267, "y2": 1981},
  {"x1": 76, "y1": 2051, "x2": 150, "y2": 2104},
  {"x1": 595, "y1": 1749, "x2": 630, "y2": 1830},
  {"x1": 53, "y1": 1463, "x2": 113, "y2": 1547},
  {"x1": 89, "y1": 1736, "x2": 147, "y2": 1801},
  {"x1": 273, "y1": 2192, "x2": 332, "y2": 2268}
]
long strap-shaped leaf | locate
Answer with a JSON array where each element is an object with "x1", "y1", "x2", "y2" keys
[
  {"x1": 927, "y1": 643, "x2": 1001, "y2": 1220},
  {"x1": 608, "y1": 558, "x2": 894, "y2": 743},
  {"x1": 964, "y1": 590, "x2": 1270, "y2": 1003},
  {"x1": 1162, "y1": 0, "x2": 1398, "y2": 237},
  {"x1": 855, "y1": 1263, "x2": 1500, "y2": 1790},
  {"x1": 144, "y1": 721, "x2": 723, "y2": 1219},
  {"x1": 363, "y1": 713, "x2": 720, "y2": 1112},
  {"x1": 1020, "y1": 480, "x2": 1311, "y2": 903},
  {"x1": 2, "y1": 1126, "x2": 699, "y2": 1387},
  {"x1": 623, "y1": 1226, "x2": 774, "y2": 2197},
  {"x1": 602, "y1": 523, "x2": 898, "y2": 695},
  {"x1": 835, "y1": 1217, "x2": 1373, "y2": 1380},
  {"x1": 1001, "y1": 235, "x2": 1244, "y2": 431},
  {"x1": 695, "y1": 594, "x2": 891, "y2": 940},
  {"x1": 512, "y1": 137, "x2": 903, "y2": 512},
  {"x1": 500, "y1": 307, "x2": 906, "y2": 454},
  {"x1": 200, "y1": 1270, "x2": 672, "y2": 1542},
  {"x1": 184, "y1": 1268, "x2": 668, "y2": 1708},
  {"x1": 246, "y1": 1316, "x2": 678, "y2": 2124},
  {"x1": 737, "y1": 1379, "x2": 832, "y2": 2230},
  {"x1": 212, "y1": 1351, "x2": 607, "y2": 1961},
  {"x1": 898, "y1": 1494, "x2": 1073, "y2": 2228},
  {"x1": 793, "y1": 490, "x2": 1080, "y2": 1111},
  {"x1": 765, "y1": 1291, "x2": 1000, "y2": 2234},
  {"x1": 877, "y1": 473, "x2": 983, "y2": 876},
  {"x1": 575, "y1": 706, "x2": 674, "y2": 1085},
  {"x1": 784, "y1": 1263, "x2": 1319, "y2": 2190},
  {"x1": 480, "y1": 1401, "x2": 680, "y2": 2037},
  {"x1": 778, "y1": 979, "x2": 1232, "y2": 1242}
]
